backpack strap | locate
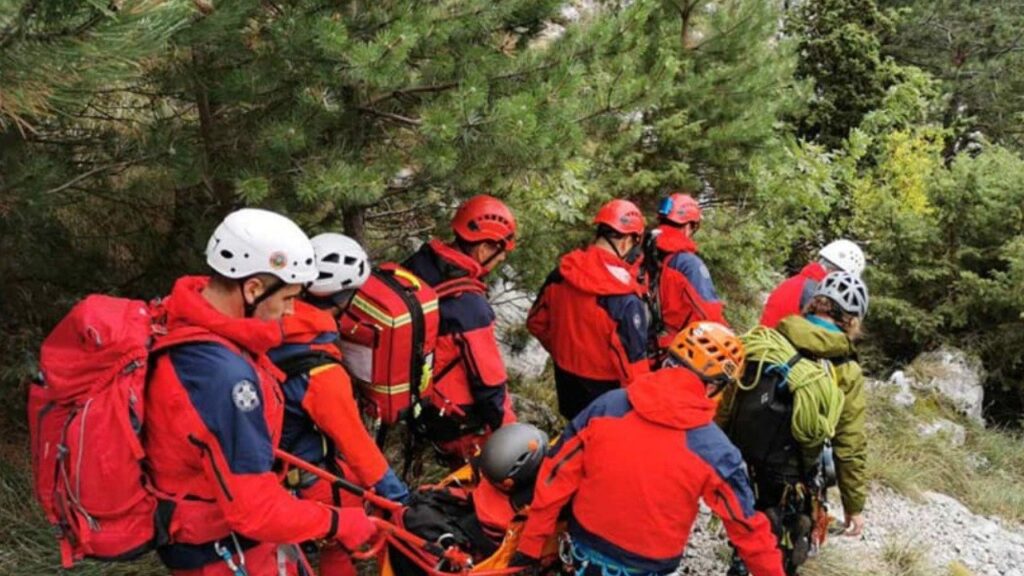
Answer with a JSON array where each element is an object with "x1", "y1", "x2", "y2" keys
[
  {"x1": 433, "y1": 277, "x2": 487, "y2": 300},
  {"x1": 273, "y1": 351, "x2": 341, "y2": 381},
  {"x1": 150, "y1": 326, "x2": 237, "y2": 355}
]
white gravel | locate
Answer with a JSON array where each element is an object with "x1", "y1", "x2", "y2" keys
[{"x1": 677, "y1": 486, "x2": 1024, "y2": 576}]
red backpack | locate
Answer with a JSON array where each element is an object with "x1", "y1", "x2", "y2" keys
[
  {"x1": 27, "y1": 295, "x2": 203, "y2": 567},
  {"x1": 338, "y1": 264, "x2": 486, "y2": 428}
]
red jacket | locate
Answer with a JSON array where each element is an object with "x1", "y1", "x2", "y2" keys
[
  {"x1": 527, "y1": 245, "x2": 650, "y2": 420},
  {"x1": 518, "y1": 367, "x2": 784, "y2": 576},
  {"x1": 268, "y1": 301, "x2": 389, "y2": 487},
  {"x1": 760, "y1": 262, "x2": 827, "y2": 328},
  {"x1": 146, "y1": 277, "x2": 339, "y2": 571},
  {"x1": 653, "y1": 225, "x2": 727, "y2": 348},
  {"x1": 403, "y1": 240, "x2": 514, "y2": 434}
]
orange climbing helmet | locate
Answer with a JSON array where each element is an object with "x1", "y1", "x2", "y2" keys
[{"x1": 667, "y1": 321, "x2": 745, "y2": 396}]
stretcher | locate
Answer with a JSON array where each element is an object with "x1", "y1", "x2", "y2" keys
[{"x1": 276, "y1": 450, "x2": 559, "y2": 576}]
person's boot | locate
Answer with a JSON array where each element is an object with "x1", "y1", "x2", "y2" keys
[{"x1": 785, "y1": 514, "x2": 814, "y2": 575}]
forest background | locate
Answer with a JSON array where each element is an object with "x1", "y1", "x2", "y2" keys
[
  {"x1": 3, "y1": 0, "x2": 1024, "y2": 429},
  {"x1": 5, "y1": 1, "x2": 1024, "y2": 573}
]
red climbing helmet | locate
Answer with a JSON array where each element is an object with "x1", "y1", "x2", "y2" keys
[
  {"x1": 451, "y1": 195, "x2": 517, "y2": 251},
  {"x1": 658, "y1": 192, "x2": 702, "y2": 226},
  {"x1": 593, "y1": 199, "x2": 645, "y2": 236}
]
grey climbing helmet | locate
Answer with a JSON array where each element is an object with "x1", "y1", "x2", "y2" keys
[
  {"x1": 478, "y1": 423, "x2": 549, "y2": 492},
  {"x1": 814, "y1": 271, "x2": 869, "y2": 319}
]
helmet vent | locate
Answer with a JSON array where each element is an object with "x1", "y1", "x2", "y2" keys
[{"x1": 220, "y1": 249, "x2": 234, "y2": 259}]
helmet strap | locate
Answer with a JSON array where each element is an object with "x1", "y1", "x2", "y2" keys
[
  {"x1": 598, "y1": 231, "x2": 628, "y2": 261},
  {"x1": 239, "y1": 276, "x2": 285, "y2": 318},
  {"x1": 479, "y1": 243, "x2": 507, "y2": 271}
]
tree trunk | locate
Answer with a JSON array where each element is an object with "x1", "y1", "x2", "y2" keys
[{"x1": 344, "y1": 205, "x2": 367, "y2": 245}]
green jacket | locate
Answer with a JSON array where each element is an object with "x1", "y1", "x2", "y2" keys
[{"x1": 777, "y1": 315, "x2": 868, "y2": 515}]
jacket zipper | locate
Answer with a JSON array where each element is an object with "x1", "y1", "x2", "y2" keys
[
  {"x1": 546, "y1": 443, "x2": 584, "y2": 485},
  {"x1": 188, "y1": 435, "x2": 234, "y2": 502}
]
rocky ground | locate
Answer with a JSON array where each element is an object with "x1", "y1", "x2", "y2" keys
[{"x1": 679, "y1": 484, "x2": 1024, "y2": 576}]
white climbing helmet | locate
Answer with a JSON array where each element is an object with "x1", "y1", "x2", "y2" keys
[
  {"x1": 814, "y1": 271, "x2": 869, "y2": 319},
  {"x1": 205, "y1": 208, "x2": 317, "y2": 284},
  {"x1": 819, "y1": 239, "x2": 865, "y2": 277},
  {"x1": 308, "y1": 233, "x2": 372, "y2": 297}
]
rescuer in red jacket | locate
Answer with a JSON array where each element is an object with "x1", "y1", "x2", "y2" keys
[
  {"x1": 145, "y1": 209, "x2": 377, "y2": 576},
  {"x1": 760, "y1": 239, "x2": 866, "y2": 328},
  {"x1": 527, "y1": 199, "x2": 650, "y2": 420},
  {"x1": 650, "y1": 192, "x2": 728, "y2": 350},
  {"x1": 402, "y1": 195, "x2": 518, "y2": 467},
  {"x1": 512, "y1": 322, "x2": 784, "y2": 576},
  {"x1": 268, "y1": 233, "x2": 410, "y2": 576}
]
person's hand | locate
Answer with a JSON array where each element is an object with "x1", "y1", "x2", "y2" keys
[
  {"x1": 843, "y1": 513, "x2": 864, "y2": 537},
  {"x1": 334, "y1": 507, "x2": 378, "y2": 551}
]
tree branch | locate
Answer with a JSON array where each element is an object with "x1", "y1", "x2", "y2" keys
[
  {"x1": 42, "y1": 159, "x2": 148, "y2": 197},
  {"x1": 355, "y1": 106, "x2": 423, "y2": 126}
]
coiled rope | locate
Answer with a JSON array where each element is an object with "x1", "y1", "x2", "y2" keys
[{"x1": 739, "y1": 326, "x2": 845, "y2": 446}]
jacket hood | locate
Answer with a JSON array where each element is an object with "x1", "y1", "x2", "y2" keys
[
  {"x1": 627, "y1": 367, "x2": 716, "y2": 430},
  {"x1": 164, "y1": 275, "x2": 284, "y2": 355},
  {"x1": 799, "y1": 262, "x2": 828, "y2": 282},
  {"x1": 428, "y1": 238, "x2": 486, "y2": 280},
  {"x1": 558, "y1": 245, "x2": 643, "y2": 296},
  {"x1": 654, "y1": 225, "x2": 698, "y2": 255},
  {"x1": 264, "y1": 300, "x2": 343, "y2": 364},
  {"x1": 281, "y1": 300, "x2": 339, "y2": 344},
  {"x1": 776, "y1": 315, "x2": 855, "y2": 359}
]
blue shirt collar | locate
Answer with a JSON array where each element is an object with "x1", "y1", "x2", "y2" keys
[{"x1": 805, "y1": 314, "x2": 842, "y2": 333}]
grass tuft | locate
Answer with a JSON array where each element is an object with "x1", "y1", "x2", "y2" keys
[
  {"x1": 865, "y1": 389, "x2": 1024, "y2": 521},
  {"x1": 881, "y1": 537, "x2": 931, "y2": 576}
]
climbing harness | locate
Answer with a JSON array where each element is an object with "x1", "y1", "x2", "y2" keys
[{"x1": 560, "y1": 534, "x2": 664, "y2": 576}]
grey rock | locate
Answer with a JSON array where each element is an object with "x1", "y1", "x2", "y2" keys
[
  {"x1": 917, "y1": 418, "x2": 967, "y2": 447},
  {"x1": 491, "y1": 279, "x2": 548, "y2": 380},
  {"x1": 909, "y1": 347, "x2": 986, "y2": 425}
]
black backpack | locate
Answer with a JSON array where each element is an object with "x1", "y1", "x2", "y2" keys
[{"x1": 724, "y1": 356, "x2": 804, "y2": 477}]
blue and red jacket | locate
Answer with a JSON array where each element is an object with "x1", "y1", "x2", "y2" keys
[
  {"x1": 403, "y1": 239, "x2": 514, "y2": 433},
  {"x1": 653, "y1": 225, "x2": 727, "y2": 348},
  {"x1": 145, "y1": 277, "x2": 339, "y2": 571},
  {"x1": 759, "y1": 262, "x2": 827, "y2": 328},
  {"x1": 527, "y1": 245, "x2": 650, "y2": 420},
  {"x1": 517, "y1": 367, "x2": 784, "y2": 576},
  {"x1": 267, "y1": 301, "x2": 391, "y2": 488}
]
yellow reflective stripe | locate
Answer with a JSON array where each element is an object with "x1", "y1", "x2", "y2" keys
[
  {"x1": 352, "y1": 296, "x2": 410, "y2": 327},
  {"x1": 362, "y1": 382, "x2": 411, "y2": 395},
  {"x1": 309, "y1": 364, "x2": 339, "y2": 377},
  {"x1": 351, "y1": 295, "x2": 439, "y2": 328}
]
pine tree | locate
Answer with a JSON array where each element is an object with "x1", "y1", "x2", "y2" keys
[
  {"x1": 879, "y1": 0, "x2": 1024, "y2": 151},
  {"x1": 560, "y1": 0, "x2": 827, "y2": 324},
  {"x1": 786, "y1": 0, "x2": 900, "y2": 149}
]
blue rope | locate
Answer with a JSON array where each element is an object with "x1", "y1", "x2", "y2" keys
[
  {"x1": 764, "y1": 363, "x2": 792, "y2": 390},
  {"x1": 568, "y1": 540, "x2": 663, "y2": 576}
]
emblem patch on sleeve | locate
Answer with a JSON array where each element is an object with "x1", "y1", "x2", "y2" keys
[{"x1": 232, "y1": 380, "x2": 260, "y2": 412}]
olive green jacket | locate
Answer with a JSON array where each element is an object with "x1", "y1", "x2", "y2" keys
[{"x1": 776, "y1": 315, "x2": 867, "y2": 515}]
